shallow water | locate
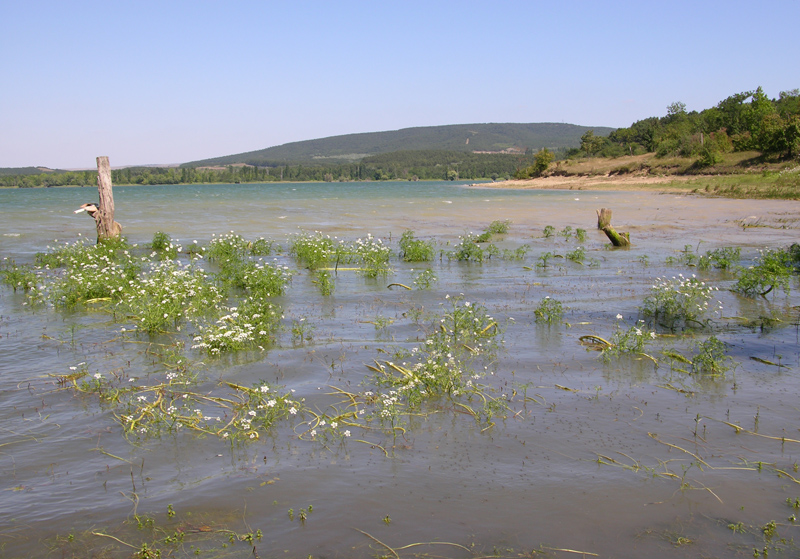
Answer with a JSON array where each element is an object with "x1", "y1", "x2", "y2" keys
[{"x1": 1, "y1": 182, "x2": 800, "y2": 558}]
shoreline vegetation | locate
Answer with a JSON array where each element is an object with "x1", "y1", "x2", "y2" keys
[
  {"x1": 3, "y1": 151, "x2": 797, "y2": 199},
  {"x1": 3, "y1": 86, "x2": 798, "y2": 198}
]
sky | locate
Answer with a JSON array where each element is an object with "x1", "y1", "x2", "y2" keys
[{"x1": 1, "y1": 0, "x2": 798, "y2": 169}]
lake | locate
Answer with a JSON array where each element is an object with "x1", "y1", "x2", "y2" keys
[{"x1": 1, "y1": 181, "x2": 799, "y2": 558}]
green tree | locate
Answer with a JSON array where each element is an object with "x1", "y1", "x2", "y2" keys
[{"x1": 532, "y1": 148, "x2": 553, "y2": 176}]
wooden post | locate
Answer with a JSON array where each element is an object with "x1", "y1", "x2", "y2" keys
[{"x1": 95, "y1": 156, "x2": 122, "y2": 242}]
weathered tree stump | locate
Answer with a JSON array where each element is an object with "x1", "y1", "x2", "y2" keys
[
  {"x1": 94, "y1": 156, "x2": 122, "y2": 242},
  {"x1": 596, "y1": 208, "x2": 612, "y2": 229},
  {"x1": 602, "y1": 225, "x2": 630, "y2": 247},
  {"x1": 595, "y1": 207, "x2": 630, "y2": 246}
]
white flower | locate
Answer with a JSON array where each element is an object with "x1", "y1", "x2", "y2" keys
[
  {"x1": 344, "y1": 430, "x2": 351, "y2": 437},
  {"x1": 331, "y1": 421, "x2": 338, "y2": 429},
  {"x1": 289, "y1": 407, "x2": 297, "y2": 415},
  {"x1": 616, "y1": 314, "x2": 623, "y2": 320}
]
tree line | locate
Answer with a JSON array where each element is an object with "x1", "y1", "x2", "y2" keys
[
  {"x1": 1, "y1": 151, "x2": 548, "y2": 187},
  {"x1": 570, "y1": 87, "x2": 800, "y2": 167}
]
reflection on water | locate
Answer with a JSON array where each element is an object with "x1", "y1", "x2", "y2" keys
[{"x1": 1, "y1": 182, "x2": 800, "y2": 558}]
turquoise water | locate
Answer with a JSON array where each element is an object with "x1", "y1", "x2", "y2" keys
[{"x1": 1, "y1": 182, "x2": 800, "y2": 558}]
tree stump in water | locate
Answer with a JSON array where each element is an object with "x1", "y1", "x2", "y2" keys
[
  {"x1": 596, "y1": 208, "x2": 612, "y2": 229},
  {"x1": 596, "y1": 207, "x2": 630, "y2": 247},
  {"x1": 94, "y1": 156, "x2": 122, "y2": 242},
  {"x1": 602, "y1": 226, "x2": 630, "y2": 247}
]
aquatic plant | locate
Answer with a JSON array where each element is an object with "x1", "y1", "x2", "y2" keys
[
  {"x1": 697, "y1": 246, "x2": 741, "y2": 270},
  {"x1": 191, "y1": 296, "x2": 283, "y2": 354},
  {"x1": 447, "y1": 233, "x2": 491, "y2": 262},
  {"x1": 0, "y1": 258, "x2": 38, "y2": 292},
  {"x1": 315, "y1": 269, "x2": 335, "y2": 295},
  {"x1": 534, "y1": 296, "x2": 563, "y2": 324},
  {"x1": 734, "y1": 247, "x2": 794, "y2": 297},
  {"x1": 399, "y1": 230, "x2": 435, "y2": 262},
  {"x1": 148, "y1": 231, "x2": 179, "y2": 260},
  {"x1": 353, "y1": 234, "x2": 392, "y2": 278},
  {"x1": 542, "y1": 225, "x2": 555, "y2": 238},
  {"x1": 412, "y1": 268, "x2": 437, "y2": 289},
  {"x1": 289, "y1": 230, "x2": 340, "y2": 270},
  {"x1": 120, "y1": 259, "x2": 223, "y2": 334},
  {"x1": 475, "y1": 219, "x2": 511, "y2": 242},
  {"x1": 501, "y1": 245, "x2": 530, "y2": 260},
  {"x1": 291, "y1": 317, "x2": 314, "y2": 343},
  {"x1": 641, "y1": 274, "x2": 722, "y2": 330},
  {"x1": 690, "y1": 336, "x2": 733, "y2": 376},
  {"x1": 565, "y1": 246, "x2": 586, "y2": 264},
  {"x1": 366, "y1": 296, "x2": 506, "y2": 426}
]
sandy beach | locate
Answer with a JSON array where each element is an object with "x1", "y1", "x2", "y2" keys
[{"x1": 475, "y1": 173, "x2": 699, "y2": 191}]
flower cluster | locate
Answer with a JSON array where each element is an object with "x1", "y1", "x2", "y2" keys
[{"x1": 641, "y1": 274, "x2": 721, "y2": 331}]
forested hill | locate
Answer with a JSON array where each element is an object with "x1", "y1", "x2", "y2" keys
[{"x1": 182, "y1": 123, "x2": 614, "y2": 167}]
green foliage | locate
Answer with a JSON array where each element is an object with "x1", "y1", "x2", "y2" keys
[
  {"x1": 603, "y1": 318, "x2": 656, "y2": 360},
  {"x1": 566, "y1": 246, "x2": 586, "y2": 263},
  {"x1": 315, "y1": 269, "x2": 335, "y2": 296},
  {"x1": 516, "y1": 148, "x2": 555, "y2": 178},
  {"x1": 370, "y1": 296, "x2": 505, "y2": 425},
  {"x1": 641, "y1": 274, "x2": 722, "y2": 331},
  {"x1": 690, "y1": 336, "x2": 732, "y2": 376},
  {"x1": 475, "y1": 220, "x2": 511, "y2": 242},
  {"x1": 542, "y1": 225, "x2": 555, "y2": 238},
  {"x1": 353, "y1": 234, "x2": 392, "y2": 278},
  {"x1": 413, "y1": 268, "x2": 438, "y2": 289},
  {"x1": 289, "y1": 231, "x2": 340, "y2": 270},
  {"x1": 697, "y1": 246, "x2": 741, "y2": 270},
  {"x1": 606, "y1": 87, "x2": 800, "y2": 160},
  {"x1": 534, "y1": 297, "x2": 563, "y2": 324},
  {"x1": 447, "y1": 233, "x2": 491, "y2": 262},
  {"x1": 734, "y1": 247, "x2": 795, "y2": 297},
  {"x1": 0, "y1": 258, "x2": 38, "y2": 292},
  {"x1": 399, "y1": 230, "x2": 435, "y2": 262}
]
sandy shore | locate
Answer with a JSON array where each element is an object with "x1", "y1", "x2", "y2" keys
[{"x1": 472, "y1": 173, "x2": 698, "y2": 192}]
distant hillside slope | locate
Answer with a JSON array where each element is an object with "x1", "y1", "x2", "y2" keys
[
  {"x1": 183, "y1": 123, "x2": 614, "y2": 167},
  {"x1": 0, "y1": 167, "x2": 58, "y2": 176}
]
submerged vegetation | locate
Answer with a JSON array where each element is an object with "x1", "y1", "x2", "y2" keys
[{"x1": 3, "y1": 209, "x2": 800, "y2": 559}]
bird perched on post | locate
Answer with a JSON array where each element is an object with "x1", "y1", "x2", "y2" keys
[
  {"x1": 74, "y1": 202, "x2": 122, "y2": 239},
  {"x1": 74, "y1": 202, "x2": 100, "y2": 217}
]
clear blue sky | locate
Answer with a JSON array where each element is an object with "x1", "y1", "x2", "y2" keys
[{"x1": 1, "y1": 0, "x2": 798, "y2": 169}]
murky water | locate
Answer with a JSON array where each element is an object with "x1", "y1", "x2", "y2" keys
[{"x1": 1, "y1": 182, "x2": 799, "y2": 558}]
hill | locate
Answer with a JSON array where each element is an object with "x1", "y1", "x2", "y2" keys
[{"x1": 182, "y1": 123, "x2": 614, "y2": 167}]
